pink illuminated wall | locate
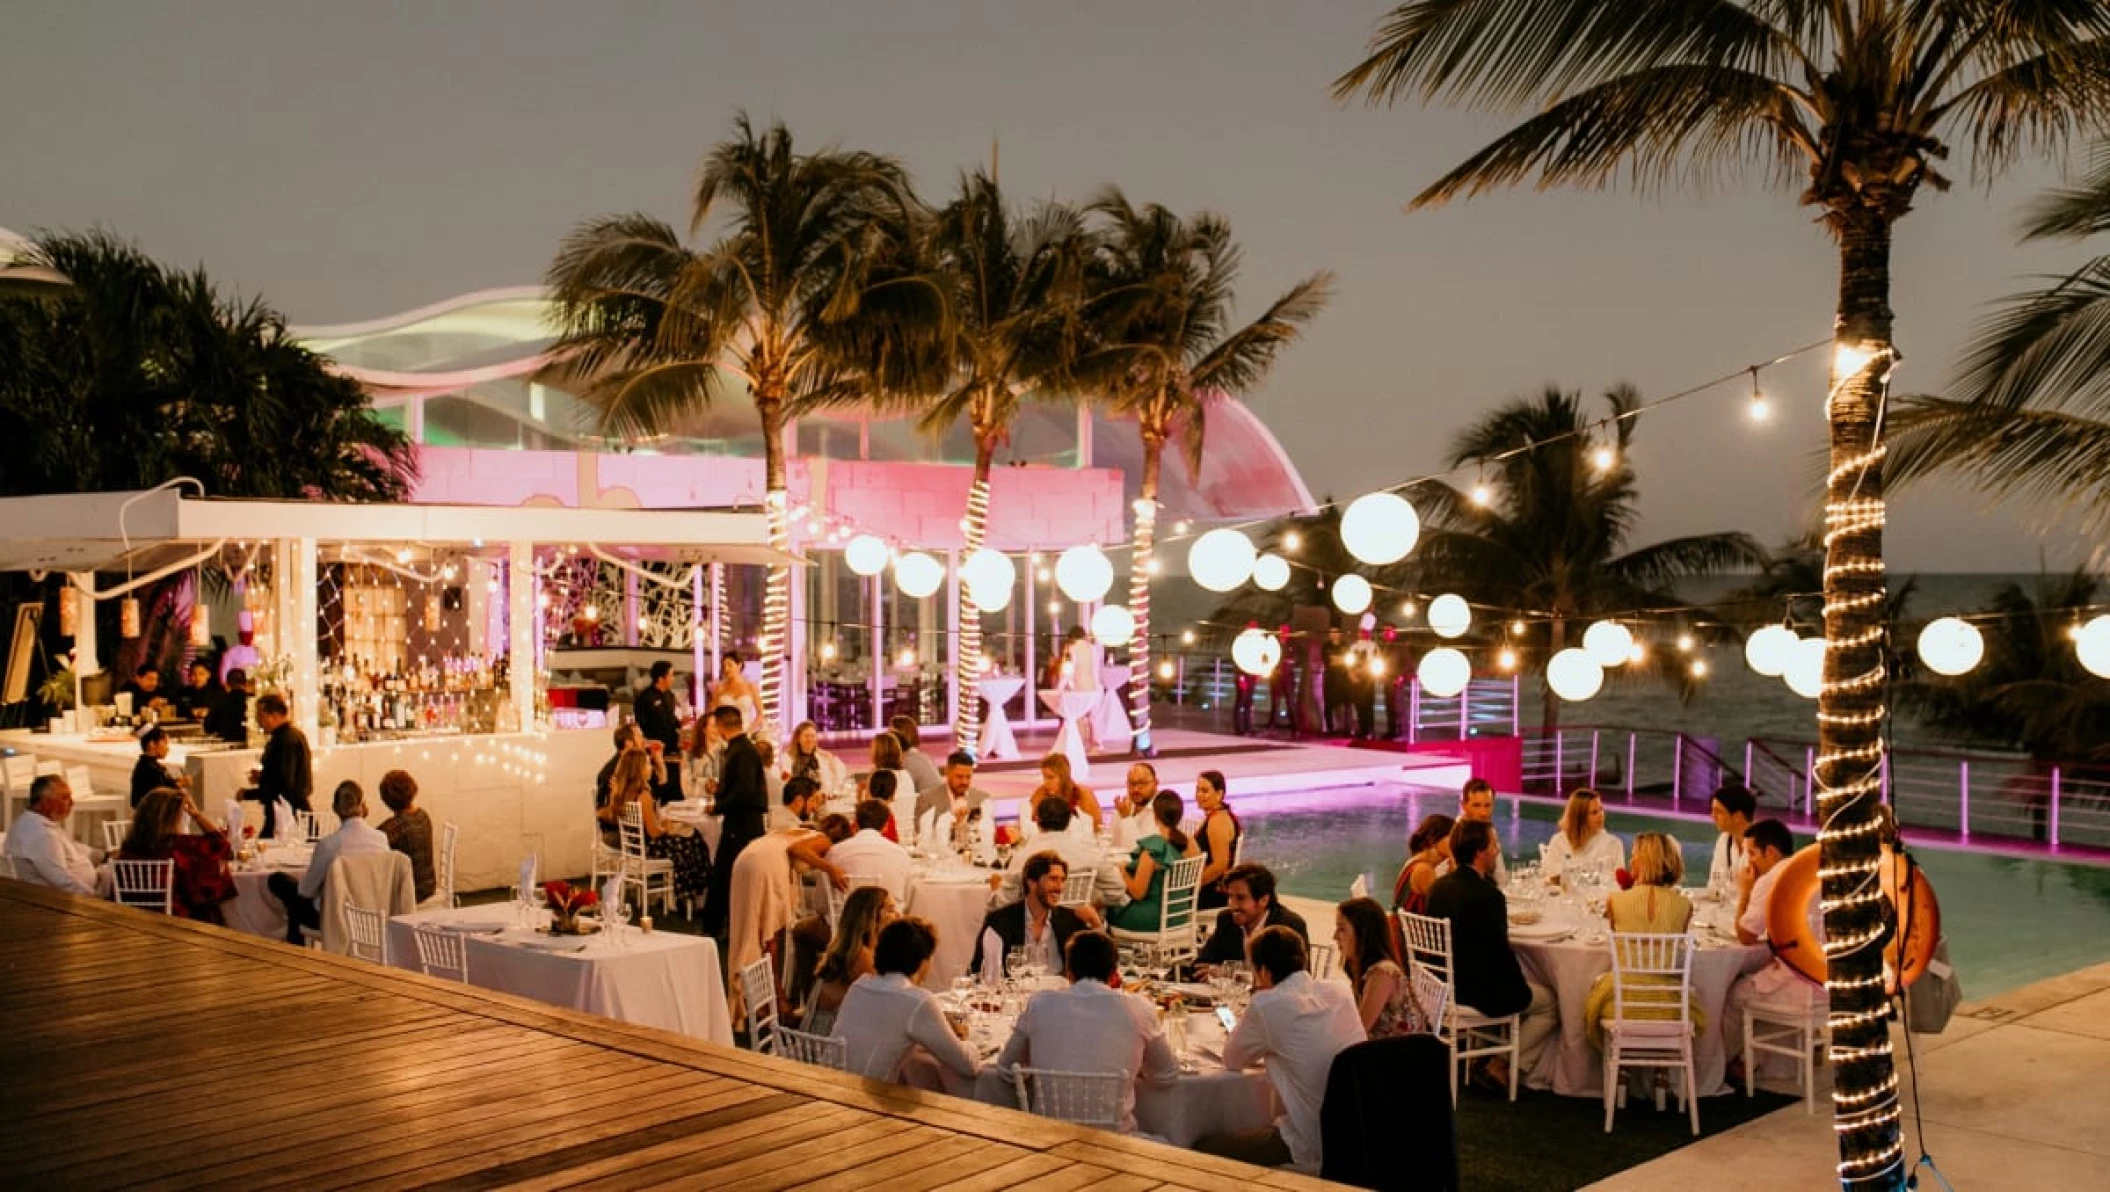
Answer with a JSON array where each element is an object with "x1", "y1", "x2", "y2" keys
[{"x1": 405, "y1": 446, "x2": 1126, "y2": 549}]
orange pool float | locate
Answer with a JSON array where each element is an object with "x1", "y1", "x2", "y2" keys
[{"x1": 1766, "y1": 843, "x2": 1941, "y2": 992}]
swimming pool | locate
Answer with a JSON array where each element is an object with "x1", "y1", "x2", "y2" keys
[{"x1": 1242, "y1": 786, "x2": 2110, "y2": 1000}]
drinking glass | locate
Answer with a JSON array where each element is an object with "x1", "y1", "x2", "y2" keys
[{"x1": 1005, "y1": 946, "x2": 1026, "y2": 980}]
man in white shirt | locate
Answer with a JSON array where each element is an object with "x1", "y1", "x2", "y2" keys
[
  {"x1": 829, "y1": 799, "x2": 913, "y2": 903},
  {"x1": 1708, "y1": 783, "x2": 1758, "y2": 890},
  {"x1": 1724, "y1": 818, "x2": 1825, "y2": 1075},
  {"x1": 836, "y1": 916, "x2": 983, "y2": 1094},
  {"x1": 990, "y1": 797, "x2": 1122, "y2": 908},
  {"x1": 996, "y1": 930, "x2": 1181, "y2": 1134},
  {"x1": 3, "y1": 774, "x2": 101, "y2": 895},
  {"x1": 913, "y1": 751, "x2": 993, "y2": 833},
  {"x1": 267, "y1": 779, "x2": 388, "y2": 944},
  {"x1": 1196, "y1": 925, "x2": 1366, "y2": 1172}
]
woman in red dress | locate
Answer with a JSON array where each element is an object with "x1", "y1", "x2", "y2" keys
[{"x1": 118, "y1": 787, "x2": 238, "y2": 923}]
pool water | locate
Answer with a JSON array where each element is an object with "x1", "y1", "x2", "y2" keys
[{"x1": 1243, "y1": 787, "x2": 2110, "y2": 1000}]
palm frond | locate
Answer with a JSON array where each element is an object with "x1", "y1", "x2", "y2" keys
[
  {"x1": 1936, "y1": 36, "x2": 2110, "y2": 177},
  {"x1": 1187, "y1": 272, "x2": 1335, "y2": 394},
  {"x1": 1888, "y1": 396, "x2": 2110, "y2": 533},
  {"x1": 1411, "y1": 64, "x2": 1815, "y2": 207},
  {"x1": 2019, "y1": 139, "x2": 2110, "y2": 239},
  {"x1": 1946, "y1": 256, "x2": 2110, "y2": 413},
  {"x1": 1607, "y1": 532, "x2": 1769, "y2": 587}
]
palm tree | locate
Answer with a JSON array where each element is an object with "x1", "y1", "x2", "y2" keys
[
  {"x1": 1336, "y1": 9, "x2": 2110, "y2": 1179},
  {"x1": 545, "y1": 115, "x2": 942, "y2": 735},
  {"x1": 1080, "y1": 192, "x2": 1333, "y2": 755},
  {"x1": 905, "y1": 172, "x2": 1088, "y2": 755},
  {"x1": 1891, "y1": 143, "x2": 2110, "y2": 531},
  {"x1": 1412, "y1": 384, "x2": 1767, "y2": 729}
]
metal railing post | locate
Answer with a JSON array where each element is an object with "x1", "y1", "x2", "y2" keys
[
  {"x1": 1459, "y1": 683, "x2": 1470, "y2": 740},
  {"x1": 1410, "y1": 681, "x2": 1422, "y2": 746},
  {"x1": 1588, "y1": 731, "x2": 1600, "y2": 790},
  {"x1": 1803, "y1": 747, "x2": 1817, "y2": 825},
  {"x1": 1554, "y1": 731, "x2": 1564, "y2": 791},
  {"x1": 1880, "y1": 753, "x2": 1891, "y2": 806},
  {"x1": 1671, "y1": 735, "x2": 1682, "y2": 807},
  {"x1": 1959, "y1": 760, "x2": 1971, "y2": 841},
  {"x1": 1629, "y1": 733, "x2": 1639, "y2": 803}
]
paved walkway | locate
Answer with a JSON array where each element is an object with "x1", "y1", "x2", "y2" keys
[{"x1": 1587, "y1": 962, "x2": 2110, "y2": 1189}]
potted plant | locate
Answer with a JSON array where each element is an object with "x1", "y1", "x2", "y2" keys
[{"x1": 39, "y1": 663, "x2": 76, "y2": 734}]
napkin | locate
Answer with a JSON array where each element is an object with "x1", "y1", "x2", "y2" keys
[
  {"x1": 222, "y1": 798, "x2": 245, "y2": 840},
  {"x1": 919, "y1": 806, "x2": 944, "y2": 850},
  {"x1": 971, "y1": 811, "x2": 997, "y2": 865},
  {"x1": 1349, "y1": 874, "x2": 1370, "y2": 900},
  {"x1": 600, "y1": 876, "x2": 624, "y2": 919},
  {"x1": 273, "y1": 799, "x2": 298, "y2": 842},
  {"x1": 518, "y1": 855, "x2": 538, "y2": 901},
  {"x1": 980, "y1": 927, "x2": 1005, "y2": 985}
]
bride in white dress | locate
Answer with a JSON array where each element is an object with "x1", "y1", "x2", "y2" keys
[{"x1": 708, "y1": 651, "x2": 762, "y2": 732}]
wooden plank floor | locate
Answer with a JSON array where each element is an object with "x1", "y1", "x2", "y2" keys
[{"x1": 0, "y1": 881, "x2": 1342, "y2": 1190}]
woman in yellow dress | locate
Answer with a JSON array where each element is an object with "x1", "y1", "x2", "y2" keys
[{"x1": 1583, "y1": 832, "x2": 1702, "y2": 1050}]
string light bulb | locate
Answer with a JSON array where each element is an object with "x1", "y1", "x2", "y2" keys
[
  {"x1": 1281, "y1": 530, "x2": 1303, "y2": 553},
  {"x1": 1496, "y1": 646, "x2": 1518, "y2": 671},
  {"x1": 1747, "y1": 367, "x2": 1771, "y2": 422},
  {"x1": 1590, "y1": 444, "x2": 1616, "y2": 473},
  {"x1": 1689, "y1": 659, "x2": 1709, "y2": 678},
  {"x1": 1470, "y1": 478, "x2": 1493, "y2": 507}
]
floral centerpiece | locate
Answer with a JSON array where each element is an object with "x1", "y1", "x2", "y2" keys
[{"x1": 542, "y1": 880, "x2": 600, "y2": 935}]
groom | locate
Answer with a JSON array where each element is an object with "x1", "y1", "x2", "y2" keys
[{"x1": 701, "y1": 705, "x2": 764, "y2": 935}]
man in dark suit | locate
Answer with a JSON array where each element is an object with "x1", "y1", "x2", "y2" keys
[
  {"x1": 1197, "y1": 863, "x2": 1310, "y2": 968},
  {"x1": 969, "y1": 850, "x2": 1099, "y2": 978},
  {"x1": 1424, "y1": 819, "x2": 1556, "y2": 1089},
  {"x1": 701, "y1": 705, "x2": 764, "y2": 935},
  {"x1": 244, "y1": 693, "x2": 312, "y2": 839},
  {"x1": 631, "y1": 661, "x2": 685, "y2": 803}
]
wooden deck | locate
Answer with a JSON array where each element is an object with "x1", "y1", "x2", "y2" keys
[{"x1": 0, "y1": 880, "x2": 1340, "y2": 1190}]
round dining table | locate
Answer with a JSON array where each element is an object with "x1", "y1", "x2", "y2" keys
[
  {"x1": 1510, "y1": 891, "x2": 1770, "y2": 1098},
  {"x1": 906, "y1": 858, "x2": 1001, "y2": 988}
]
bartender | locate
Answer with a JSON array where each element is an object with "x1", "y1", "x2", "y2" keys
[
  {"x1": 173, "y1": 660, "x2": 222, "y2": 720},
  {"x1": 206, "y1": 668, "x2": 252, "y2": 743},
  {"x1": 119, "y1": 665, "x2": 169, "y2": 716}
]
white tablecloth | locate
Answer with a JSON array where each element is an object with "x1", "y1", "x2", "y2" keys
[
  {"x1": 906, "y1": 863, "x2": 1001, "y2": 989},
  {"x1": 976, "y1": 677, "x2": 1025, "y2": 761},
  {"x1": 660, "y1": 803, "x2": 723, "y2": 856},
  {"x1": 1040, "y1": 692, "x2": 1101, "y2": 781},
  {"x1": 957, "y1": 998, "x2": 1275, "y2": 1146},
  {"x1": 387, "y1": 903, "x2": 733, "y2": 1045},
  {"x1": 219, "y1": 844, "x2": 313, "y2": 940},
  {"x1": 1512, "y1": 895, "x2": 1769, "y2": 1098}
]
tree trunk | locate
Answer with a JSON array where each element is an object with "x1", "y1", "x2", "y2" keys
[
  {"x1": 953, "y1": 429, "x2": 996, "y2": 755},
  {"x1": 1821, "y1": 213, "x2": 1906, "y2": 1191},
  {"x1": 758, "y1": 399, "x2": 790, "y2": 739},
  {"x1": 1127, "y1": 440, "x2": 1160, "y2": 756}
]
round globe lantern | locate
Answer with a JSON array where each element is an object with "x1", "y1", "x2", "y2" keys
[{"x1": 1340, "y1": 492, "x2": 1421, "y2": 565}]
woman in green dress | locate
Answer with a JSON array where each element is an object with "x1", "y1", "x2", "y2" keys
[
  {"x1": 1109, "y1": 791, "x2": 1200, "y2": 932},
  {"x1": 1584, "y1": 831, "x2": 1703, "y2": 1049}
]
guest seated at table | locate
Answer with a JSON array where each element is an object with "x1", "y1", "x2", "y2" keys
[
  {"x1": 1544, "y1": 788, "x2": 1626, "y2": 885},
  {"x1": 989, "y1": 797, "x2": 1120, "y2": 908},
  {"x1": 837, "y1": 916, "x2": 983, "y2": 1089},
  {"x1": 1111, "y1": 762, "x2": 1160, "y2": 842},
  {"x1": 1723, "y1": 818, "x2": 1824, "y2": 1080},
  {"x1": 1194, "y1": 770, "x2": 1243, "y2": 910},
  {"x1": 913, "y1": 750, "x2": 993, "y2": 835},
  {"x1": 600, "y1": 749, "x2": 712, "y2": 910},
  {"x1": 861, "y1": 731, "x2": 917, "y2": 811},
  {"x1": 1027, "y1": 752, "x2": 1102, "y2": 830},
  {"x1": 376, "y1": 769, "x2": 436, "y2": 904},
  {"x1": 890, "y1": 715, "x2": 942, "y2": 794},
  {"x1": 1109, "y1": 792, "x2": 1201, "y2": 932},
  {"x1": 1194, "y1": 926, "x2": 1365, "y2": 1172},
  {"x1": 1335, "y1": 896, "x2": 1434, "y2": 1038},
  {"x1": 1707, "y1": 782, "x2": 1757, "y2": 891},
  {"x1": 687, "y1": 713, "x2": 725, "y2": 803},
  {"x1": 131, "y1": 725, "x2": 188, "y2": 808},
  {"x1": 1197, "y1": 863, "x2": 1310, "y2": 969},
  {"x1": 865, "y1": 769, "x2": 902, "y2": 842},
  {"x1": 1442, "y1": 777, "x2": 1509, "y2": 887},
  {"x1": 596, "y1": 723, "x2": 664, "y2": 810},
  {"x1": 785, "y1": 720, "x2": 848, "y2": 792},
  {"x1": 1584, "y1": 831, "x2": 1701, "y2": 1050},
  {"x1": 204, "y1": 669, "x2": 252, "y2": 743},
  {"x1": 970, "y1": 851, "x2": 1098, "y2": 979},
  {"x1": 756, "y1": 739, "x2": 785, "y2": 815},
  {"x1": 172, "y1": 660, "x2": 221, "y2": 721},
  {"x1": 4, "y1": 774, "x2": 101, "y2": 895},
  {"x1": 1426, "y1": 820, "x2": 1557, "y2": 1091},
  {"x1": 268, "y1": 780, "x2": 387, "y2": 946},
  {"x1": 996, "y1": 930, "x2": 1181, "y2": 1135},
  {"x1": 1391, "y1": 813, "x2": 1455, "y2": 914},
  {"x1": 727, "y1": 813, "x2": 855, "y2": 988},
  {"x1": 775, "y1": 775, "x2": 829, "y2": 830},
  {"x1": 800, "y1": 885, "x2": 897, "y2": 1035},
  {"x1": 829, "y1": 798, "x2": 913, "y2": 902},
  {"x1": 119, "y1": 787, "x2": 236, "y2": 923}
]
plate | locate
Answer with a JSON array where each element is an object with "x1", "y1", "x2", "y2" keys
[
  {"x1": 1508, "y1": 917, "x2": 1578, "y2": 942},
  {"x1": 1508, "y1": 908, "x2": 1544, "y2": 926}
]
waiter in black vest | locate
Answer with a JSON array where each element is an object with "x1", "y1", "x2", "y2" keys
[{"x1": 632, "y1": 660, "x2": 685, "y2": 803}]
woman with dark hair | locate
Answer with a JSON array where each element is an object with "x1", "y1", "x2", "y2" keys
[
  {"x1": 1029, "y1": 752, "x2": 1103, "y2": 829},
  {"x1": 599, "y1": 748, "x2": 711, "y2": 906},
  {"x1": 1335, "y1": 896, "x2": 1433, "y2": 1038},
  {"x1": 118, "y1": 787, "x2": 236, "y2": 923},
  {"x1": 1392, "y1": 813, "x2": 1455, "y2": 913},
  {"x1": 1194, "y1": 769, "x2": 1242, "y2": 910},
  {"x1": 1109, "y1": 791, "x2": 1200, "y2": 931}
]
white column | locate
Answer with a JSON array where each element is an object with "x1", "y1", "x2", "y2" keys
[
  {"x1": 944, "y1": 549, "x2": 960, "y2": 736},
  {"x1": 707, "y1": 562, "x2": 723, "y2": 686},
  {"x1": 692, "y1": 564, "x2": 707, "y2": 711},
  {"x1": 68, "y1": 573, "x2": 99, "y2": 678},
  {"x1": 290, "y1": 538, "x2": 319, "y2": 743},
  {"x1": 789, "y1": 555, "x2": 808, "y2": 732},
  {"x1": 272, "y1": 539, "x2": 297, "y2": 667},
  {"x1": 1023, "y1": 556, "x2": 1037, "y2": 728},
  {"x1": 869, "y1": 574, "x2": 885, "y2": 733},
  {"x1": 507, "y1": 541, "x2": 535, "y2": 733},
  {"x1": 623, "y1": 569, "x2": 640, "y2": 648}
]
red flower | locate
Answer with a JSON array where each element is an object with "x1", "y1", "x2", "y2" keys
[
  {"x1": 994, "y1": 824, "x2": 1017, "y2": 846},
  {"x1": 543, "y1": 880, "x2": 597, "y2": 916},
  {"x1": 1614, "y1": 867, "x2": 1634, "y2": 890}
]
